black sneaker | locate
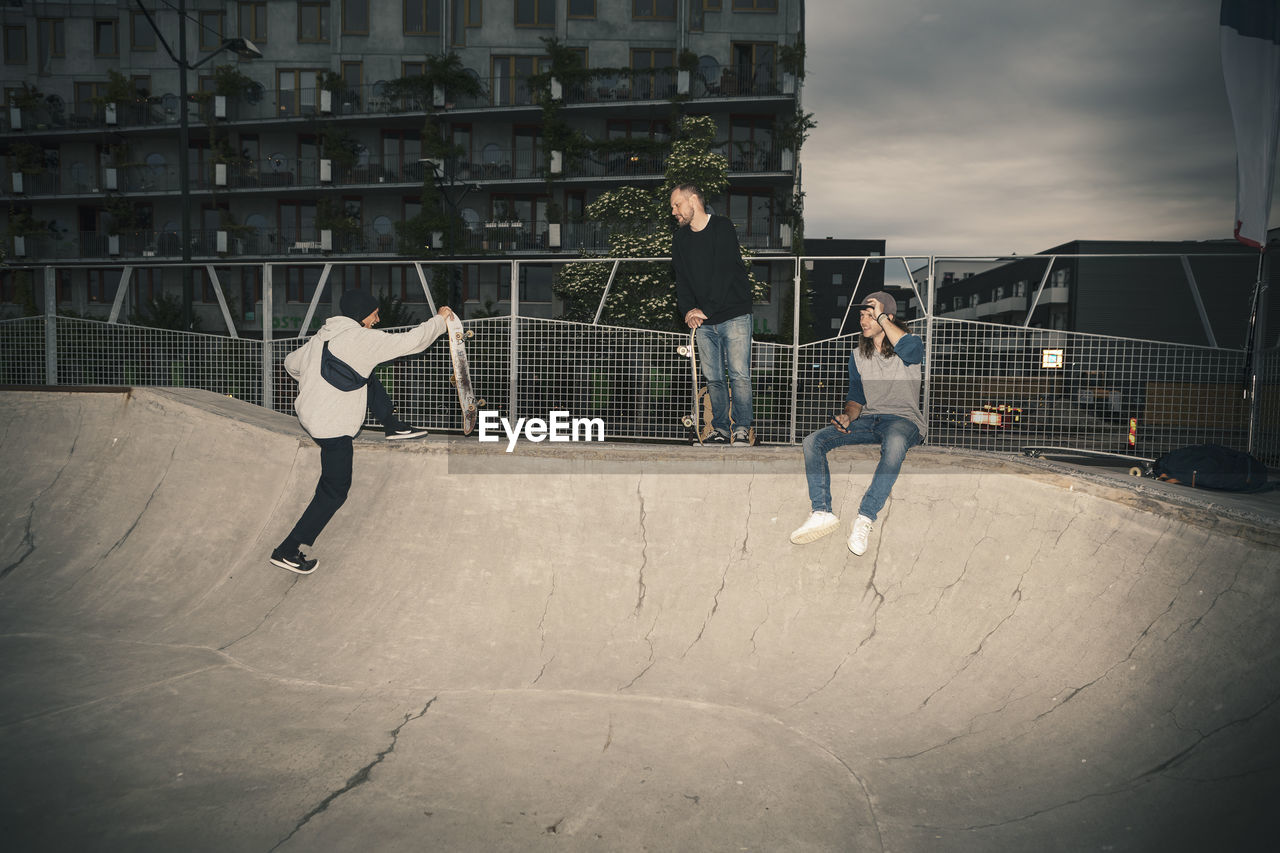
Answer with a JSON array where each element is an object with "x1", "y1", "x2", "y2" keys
[
  {"x1": 385, "y1": 423, "x2": 429, "y2": 440},
  {"x1": 705, "y1": 430, "x2": 730, "y2": 445},
  {"x1": 270, "y1": 546, "x2": 317, "y2": 574}
]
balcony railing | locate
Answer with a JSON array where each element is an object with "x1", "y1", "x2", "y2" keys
[
  {"x1": 6, "y1": 218, "x2": 793, "y2": 262},
  {"x1": 1, "y1": 67, "x2": 797, "y2": 135}
]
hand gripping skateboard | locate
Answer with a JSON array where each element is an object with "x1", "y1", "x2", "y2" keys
[
  {"x1": 445, "y1": 314, "x2": 485, "y2": 435},
  {"x1": 677, "y1": 329, "x2": 703, "y2": 445}
]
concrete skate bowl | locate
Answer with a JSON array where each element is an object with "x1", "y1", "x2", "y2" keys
[{"x1": 2, "y1": 387, "x2": 1278, "y2": 852}]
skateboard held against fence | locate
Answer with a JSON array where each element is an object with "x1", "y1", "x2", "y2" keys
[
  {"x1": 677, "y1": 330, "x2": 704, "y2": 445},
  {"x1": 446, "y1": 314, "x2": 485, "y2": 435}
]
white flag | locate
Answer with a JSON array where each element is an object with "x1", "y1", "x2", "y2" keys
[{"x1": 1221, "y1": 0, "x2": 1280, "y2": 248}]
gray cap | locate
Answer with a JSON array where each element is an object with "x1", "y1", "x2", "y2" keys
[{"x1": 863, "y1": 291, "x2": 898, "y2": 317}]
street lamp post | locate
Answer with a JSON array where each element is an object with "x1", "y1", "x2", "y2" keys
[
  {"x1": 134, "y1": 0, "x2": 261, "y2": 329},
  {"x1": 422, "y1": 156, "x2": 479, "y2": 309}
]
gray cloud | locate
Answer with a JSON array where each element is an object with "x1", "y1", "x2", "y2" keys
[{"x1": 801, "y1": 0, "x2": 1273, "y2": 254}]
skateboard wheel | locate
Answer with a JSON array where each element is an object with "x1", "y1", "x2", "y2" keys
[
  {"x1": 450, "y1": 375, "x2": 457, "y2": 385},
  {"x1": 477, "y1": 398, "x2": 486, "y2": 407},
  {"x1": 1128, "y1": 466, "x2": 1143, "y2": 477},
  {"x1": 681, "y1": 415, "x2": 694, "y2": 427},
  {"x1": 465, "y1": 329, "x2": 474, "y2": 338},
  {"x1": 467, "y1": 404, "x2": 476, "y2": 413},
  {"x1": 677, "y1": 345, "x2": 690, "y2": 357}
]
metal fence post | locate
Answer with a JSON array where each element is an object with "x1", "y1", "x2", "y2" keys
[
  {"x1": 44, "y1": 265, "x2": 57, "y2": 386},
  {"x1": 790, "y1": 256, "x2": 802, "y2": 444},
  {"x1": 262, "y1": 262, "x2": 274, "y2": 411},
  {"x1": 509, "y1": 259, "x2": 520, "y2": 419},
  {"x1": 921, "y1": 256, "x2": 936, "y2": 442}
]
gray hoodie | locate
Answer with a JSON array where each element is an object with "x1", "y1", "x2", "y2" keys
[{"x1": 283, "y1": 314, "x2": 447, "y2": 439}]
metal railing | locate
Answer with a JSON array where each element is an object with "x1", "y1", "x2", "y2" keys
[
  {"x1": 0, "y1": 66, "x2": 799, "y2": 135},
  {"x1": 2, "y1": 256, "x2": 1275, "y2": 466}
]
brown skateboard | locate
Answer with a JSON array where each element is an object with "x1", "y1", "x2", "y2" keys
[{"x1": 446, "y1": 314, "x2": 484, "y2": 435}]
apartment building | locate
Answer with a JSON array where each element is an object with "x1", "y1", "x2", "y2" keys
[{"x1": 2, "y1": 0, "x2": 805, "y2": 331}]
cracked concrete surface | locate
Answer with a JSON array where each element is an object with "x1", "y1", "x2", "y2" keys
[{"x1": 1, "y1": 387, "x2": 1278, "y2": 852}]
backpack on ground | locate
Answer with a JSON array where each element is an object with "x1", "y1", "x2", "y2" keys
[{"x1": 1153, "y1": 444, "x2": 1269, "y2": 492}]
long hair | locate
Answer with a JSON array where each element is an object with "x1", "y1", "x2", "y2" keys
[{"x1": 858, "y1": 315, "x2": 909, "y2": 359}]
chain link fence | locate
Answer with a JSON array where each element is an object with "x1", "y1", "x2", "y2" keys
[{"x1": 2, "y1": 256, "x2": 1276, "y2": 466}]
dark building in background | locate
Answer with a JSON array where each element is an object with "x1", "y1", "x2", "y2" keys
[
  {"x1": 803, "y1": 237, "x2": 887, "y2": 341},
  {"x1": 932, "y1": 239, "x2": 1277, "y2": 349}
]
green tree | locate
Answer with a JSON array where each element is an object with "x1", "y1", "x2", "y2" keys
[{"x1": 554, "y1": 115, "x2": 765, "y2": 330}]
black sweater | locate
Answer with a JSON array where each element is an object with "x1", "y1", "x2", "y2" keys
[{"x1": 672, "y1": 215, "x2": 753, "y2": 325}]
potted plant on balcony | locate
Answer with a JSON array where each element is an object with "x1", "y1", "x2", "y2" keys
[
  {"x1": 6, "y1": 207, "x2": 49, "y2": 259},
  {"x1": 8, "y1": 142, "x2": 46, "y2": 194},
  {"x1": 320, "y1": 126, "x2": 362, "y2": 183},
  {"x1": 212, "y1": 64, "x2": 258, "y2": 119},
  {"x1": 316, "y1": 198, "x2": 362, "y2": 253},
  {"x1": 11, "y1": 83, "x2": 44, "y2": 130}
]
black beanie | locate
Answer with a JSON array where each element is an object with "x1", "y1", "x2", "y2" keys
[{"x1": 339, "y1": 289, "x2": 380, "y2": 323}]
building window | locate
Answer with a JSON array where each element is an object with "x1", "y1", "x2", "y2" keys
[
  {"x1": 632, "y1": 0, "x2": 675, "y2": 20},
  {"x1": 490, "y1": 55, "x2": 549, "y2": 106},
  {"x1": 993, "y1": 286, "x2": 1005, "y2": 301},
  {"x1": 405, "y1": 0, "x2": 442, "y2": 34},
  {"x1": 299, "y1": 2, "x2": 331, "y2": 43},
  {"x1": 515, "y1": 0, "x2": 554, "y2": 27},
  {"x1": 87, "y1": 270, "x2": 120, "y2": 305},
  {"x1": 1013, "y1": 281, "x2": 1026, "y2": 297},
  {"x1": 74, "y1": 81, "x2": 110, "y2": 116},
  {"x1": 513, "y1": 125, "x2": 543, "y2": 178},
  {"x1": 341, "y1": 61, "x2": 363, "y2": 94},
  {"x1": 729, "y1": 42, "x2": 776, "y2": 95},
  {"x1": 382, "y1": 131, "x2": 422, "y2": 173},
  {"x1": 284, "y1": 265, "x2": 322, "y2": 303},
  {"x1": 568, "y1": 0, "x2": 595, "y2": 18},
  {"x1": 728, "y1": 189, "x2": 774, "y2": 246},
  {"x1": 37, "y1": 19, "x2": 64, "y2": 63},
  {"x1": 130, "y1": 14, "x2": 157, "y2": 52},
  {"x1": 199, "y1": 12, "x2": 225, "y2": 51},
  {"x1": 277, "y1": 69, "x2": 323, "y2": 115},
  {"x1": 402, "y1": 60, "x2": 425, "y2": 77},
  {"x1": 705, "y1": 0, "x2": 722, "y2": 9},
  {"x1": 239, "y1": 3, "x2": 268, "y2": 43},
  {"x1": 343, "y1": 0, "x2": 369, "y2": 34},
  {"x1": 729, "y1": 115, "x2": 774, "y2": 171},
  {"x1": 94, "y1": 19, "x2": 118, "y2": 57},
  {"x1": 630, "y1": 48, "x2": 675, "y2": 98},
  {"x1": 4, "y1": 26, "x2": 26, "y2": 64},
  {"x1": 732, "y1": 0, "x2": 776, "y2": 10}
]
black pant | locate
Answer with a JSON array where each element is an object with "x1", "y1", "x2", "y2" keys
[
  {"x1": 367, "y1": 374, "x2": 395, "y2": 425},
  {"x1": 287, "y1": 435, "x2": 353, "y2": 547},
  {"x1": 284, "y1": 377, "x2": 396, "y2": 549}
]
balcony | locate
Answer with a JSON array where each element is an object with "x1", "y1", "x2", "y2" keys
[
  {"x1": 7, "y1": 218, "x2": 795, "y2": 263},
  {"x1": 1, "y1": 68, "x2": 799, "y2": 137}
]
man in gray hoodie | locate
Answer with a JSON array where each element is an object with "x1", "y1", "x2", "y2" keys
[{"x1": 270, "y1": 290, "x2": 453, "y2": 574}]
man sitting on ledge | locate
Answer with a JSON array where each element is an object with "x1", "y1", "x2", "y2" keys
[{"x1": 790, "y1": 292, "x2": 926, "y2": 556}]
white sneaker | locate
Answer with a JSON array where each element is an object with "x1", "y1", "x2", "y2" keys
[
  {"x1": 790, "y1": 511, "x2": 840, "y2": 544},
  {"x1": 848, "y1": 515, "x2": 874, "y2": 555}
]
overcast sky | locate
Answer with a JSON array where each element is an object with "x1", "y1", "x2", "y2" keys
[{"x1": 800, "y1": 0, "x2": 1276, "y2": 256}]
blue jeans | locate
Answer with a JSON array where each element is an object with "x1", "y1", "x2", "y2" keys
[
  {"x1": 696, "y1": 313, "x2": 753, "y2": 433},
  {"x1": 802, "y1": 414, "x2": 921, "y2": 521}
]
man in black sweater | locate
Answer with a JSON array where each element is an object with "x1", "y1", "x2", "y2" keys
[{"x1": 670, "y1": 183, "x2": 755, "y2": 445}]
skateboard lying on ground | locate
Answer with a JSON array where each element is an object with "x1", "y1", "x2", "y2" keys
[
  {"x1": 1021, "y1": 446, "x2": 1154, "y2": 478},
  {"x1": 446, "y1": 314, "x2": 484, "y2": 435}
]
